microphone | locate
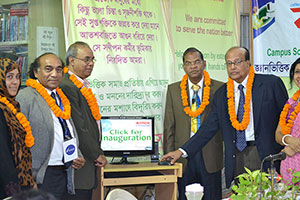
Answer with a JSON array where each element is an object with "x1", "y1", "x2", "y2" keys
[
  {"x1": 259, "y1": 152, "x2": 286, "y2": 199},
  {"x1": 264, "y1": 152, "x2": 286, "y2": 162}
]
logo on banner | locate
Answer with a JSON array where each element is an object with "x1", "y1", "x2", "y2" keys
[
  {"x1": 290, "y1": 3, "x2": 300, "y2": 28},
  {"x1": 253, "y1": 0, "x2": 275, "y2": 38}
]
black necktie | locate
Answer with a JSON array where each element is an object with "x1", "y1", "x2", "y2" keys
[
  {"x1": 51, "y1": 92, "x2": 72, "y2": 141},
  {"x1": 236, "y1": 84, "x2": 247, "y2": 151}
]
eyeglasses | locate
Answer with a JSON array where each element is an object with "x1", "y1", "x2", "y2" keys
[
  {"x1": 184, "y1": 60, "x2": 203, "y2": 67},
  {"x1": 73, "y1": 56, "x2": 96, "y2": 64},
  {"x1": 225, "y1": 60, "x2": 245, "y2": 67}
]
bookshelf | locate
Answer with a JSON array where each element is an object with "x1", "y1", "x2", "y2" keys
[
  {"x1": 0, "y1": 0, "x2": 28, "y2": 83},
  {"x1": 0, "y1": 0, "x2": 66, "y2": 85}
]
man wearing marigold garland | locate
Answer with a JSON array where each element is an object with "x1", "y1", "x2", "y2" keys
[
  {"x1": 162, "y1": 46, "x2": 288, "y2": 191},
  {"x1": 60, "y1": 41, "x2": 107, "y2": 200},
  {"x1": 16, "y1": 53, "x2": 85, "y2": 199},
  {"x1": 164, "y1": 47, "x2": 224, "y2": 200}
]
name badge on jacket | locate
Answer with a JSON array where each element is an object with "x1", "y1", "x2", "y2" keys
[{"x1": 63, "y1": 138, "x2": 78, "y2": 162}]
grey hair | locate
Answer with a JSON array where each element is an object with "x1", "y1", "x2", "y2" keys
[{"x1": 65, "y1": 41, "x2": 91, "y2": 66}]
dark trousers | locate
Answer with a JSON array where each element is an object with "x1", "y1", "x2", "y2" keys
[
  {"x1": 63, "y1": 189, "x2": 92, "y2": 200},
  {"x1": 178, "y1": 151, "x2": 222, "y2": 200},
  {"x1": 38, "y1": 166, "x2": 67, "y2": 200},
  {"x1": 234, "y1": 145, "x2": 261, "y2": 179}
]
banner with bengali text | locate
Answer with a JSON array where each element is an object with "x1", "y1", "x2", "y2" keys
[
  {"x1": 253, "y1": 0, "x2": 300, "y2": 76},
  {"x1": 62, "y1": 0, "x2": 238, "y2": 157}
]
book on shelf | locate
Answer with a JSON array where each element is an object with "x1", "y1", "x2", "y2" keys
[
  {"x1": 0, "y1": 2, "x2": 29, "y2": 84},
  {"x1": 15, "y1": 45, "x2": 28, "y2": 82},
  {"x1": 0, "y1": 3, "x2": 28, "y2": 42},
  {"x1": 0, "y1": 45, "x2": 28, "y2": 82},
  {"x1": 17, "y1": 55, "x2": 28, "y2": 82}
]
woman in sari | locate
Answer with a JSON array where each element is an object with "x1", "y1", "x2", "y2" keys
[{"x1": 276, "y1": 57, "x2": 300, "y2": 182}]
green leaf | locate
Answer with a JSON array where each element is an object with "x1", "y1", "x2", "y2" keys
[
  {"x1": 232, "y1": 185, "x2": 238, "y2": 192},
  {"x1": 293, "y1": 171, "x2": 300, "y2": 177},
  {"x1": 252, "y1": 170, "x2": 260, "y2": 178},
  {"x1": 245, "y1": 167, "x2": 251, "y2": 175}
]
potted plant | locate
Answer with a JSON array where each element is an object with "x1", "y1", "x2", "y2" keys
[
  {"x1": 229, "y1": 168, "x2": 286, "y2": 200},
  {"x1": 229, "y1": 168, "x2": 300, "y2": 200},
  {"x1": 282, "y1": 170, "x2": 300, "y2": 199}
]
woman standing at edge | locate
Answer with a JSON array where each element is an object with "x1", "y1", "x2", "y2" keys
[
  {"x1": 0, "y1": 57, "x2": 35, "y2": 198},
  {"x1": 276, "y1": 57, "x2": 300, "y2": 182}
]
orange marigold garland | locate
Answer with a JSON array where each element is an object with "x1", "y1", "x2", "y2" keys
[
  {"x1": 26, "y1": 79, "x2": 71, "y2": 120},
  {"x1": 64, "y1": 67, "x2": 101, "y2": 120},
  {"x1": 279, "y1": 89, "x2": 300, "y2": 135},
  {"x1": 180, "y1": 70, "x2": 211, "y2": 118},
  {"x1": 227, "y1": 65, "x2": 255, "y2": 131},
  {"x1": 0, "y1": 96, "x2": 34, "y2": 147}
]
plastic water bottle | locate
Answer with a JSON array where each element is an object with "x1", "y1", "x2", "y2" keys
[{"x1": 185, "y1": 183, "x2": 204, "y2": 200}]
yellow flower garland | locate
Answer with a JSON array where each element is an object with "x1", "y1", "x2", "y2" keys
[
  {"x1": 279, "y1": 89, "x2": 300, "y2": 135},
  {"x1": 26, "y1": 79, "x2": 71, "y2": 120},
  {"x1": 180, "y1": 70, "x2": 211, "y2": 118},
  {"x1": 64, "y1": 67, "x2": 101, "y2": 121},
  {"x1": 0, "y1": 96, "x2": 34, "y2": 147},
  {"x1": 227, "y1": 65, "x2": 255, "y2": 131}
]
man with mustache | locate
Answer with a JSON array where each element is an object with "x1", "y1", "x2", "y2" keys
[
  {"x1": 16, "y1": 53, "x2": 85, "y2": 199},
  {"x1": 164, "y1": 47, "x2": 223, "y2": 200}
]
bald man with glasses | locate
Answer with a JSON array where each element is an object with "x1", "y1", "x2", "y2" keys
[{"x1": 60, "y1": 41, "x2": 107, "y2": 200}]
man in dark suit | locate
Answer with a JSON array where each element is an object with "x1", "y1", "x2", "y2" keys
[
  {"x1": 60, "y1": 41, "x2": 107, "y2": 200},
  {"x1": 163, "y1": 47, "x2": 223, "y2": 200},
  {"x1": 162, "y1": 46, "x2": 288, "y2": 189}
]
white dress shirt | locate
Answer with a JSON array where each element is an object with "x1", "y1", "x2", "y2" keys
[
  {"x1": 179, "y1": 77, "x2": 203, "y2": 157},
  {"x1": 233, "y1": 74, "x2": 255, "y2": 141},
  {"x1": 46, "y1": 88, "x2": 75, "y2": 166},
  {"x1": 188, "y1": 77, "x2": 203, "y2": 137},
  {"x1": 180, "y1": 75, "x2": 255, "y2": 157}
]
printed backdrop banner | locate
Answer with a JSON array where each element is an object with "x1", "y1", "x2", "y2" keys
[
  {"x1": 62, "y1": 0, "x2": 238, "y2": 156},
  {"x1": 171, "y1": 0, "x2": 237, "y2": 82},
  {"x1": 253, "y1": 0, "x2": 300, "y2": 76}
]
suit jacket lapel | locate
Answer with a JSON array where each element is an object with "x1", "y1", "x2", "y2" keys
[
  {"x1": 32, "y1": 88, "x2": 55, "y2": 142},
  {"x1": 63, "y1": 72, "x2": 71, "y2": 79},
  {"x1": 173, "y1": 82, "x2": 191, "y2": 142},
  {"x1": 201, "y1": 82, "x2": 213, "y2": 123},
  {"x1": 251, "y1": 75, "x2": 263, "y2": 133},
  {"x1": 184, "y1": 82, "x2": 192, "y2": 126},
  {"x1": 223, "y1": 85, "x2": 230, "y2": 122},
  {"x1": 223, "y1": 83, "x2": 236, "y2": 135}
]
